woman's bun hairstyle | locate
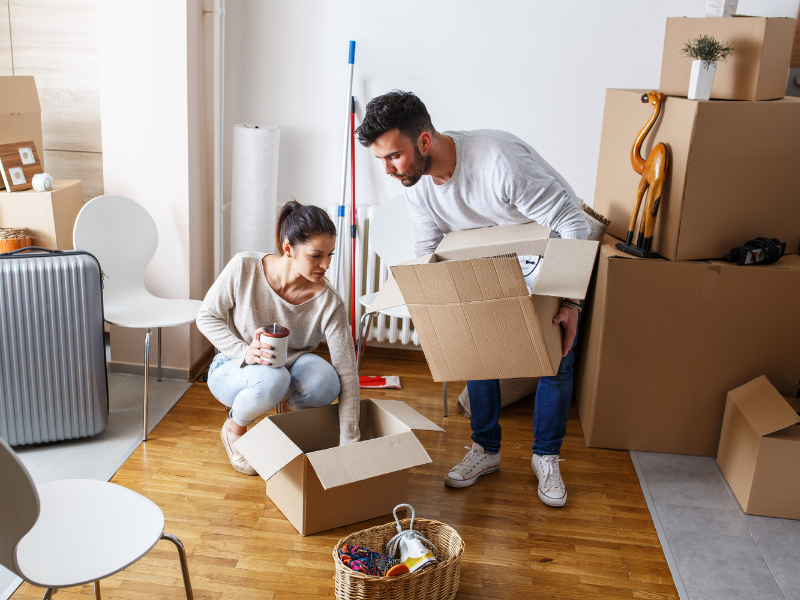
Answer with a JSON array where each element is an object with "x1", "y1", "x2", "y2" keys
[{"x1": 275, "y1": 199, "x2": 337, "y2": 255}]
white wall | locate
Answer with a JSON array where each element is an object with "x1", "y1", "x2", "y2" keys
[
  {"x1": 96, "y1": 0, "x2": 212, "y2": 372},
  {"x1": 222, "y1": 0, "x2": 799, "y2": 262}
]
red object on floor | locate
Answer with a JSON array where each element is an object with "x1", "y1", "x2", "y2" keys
[{"x1": 359, "y1": 376, "x2": 402, "y2": 389}]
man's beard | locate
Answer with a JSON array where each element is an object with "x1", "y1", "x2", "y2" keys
[{"x1": 397, "y1": 145, "x2": 431, "y2": 187}]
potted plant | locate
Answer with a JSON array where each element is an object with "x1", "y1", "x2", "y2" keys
[{"x1": 681, "y1": 34, "x2": 733, "y2": 100}]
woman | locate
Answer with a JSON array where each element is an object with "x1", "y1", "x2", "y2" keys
[{"x1": 197, "y1": 200, "x2": 360, "y2": 475}]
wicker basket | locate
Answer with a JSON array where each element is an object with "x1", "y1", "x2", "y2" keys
[
  {"x1": 579, "y1": 200, "x2": 611, "y2": 243},
  {"x1": 332, "y1": 518, "x2": 464, "y2": 600}
]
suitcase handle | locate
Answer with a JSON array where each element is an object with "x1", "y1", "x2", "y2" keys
[{"x1": 3, "y1": 246, "x2": 61, "y2": 256}]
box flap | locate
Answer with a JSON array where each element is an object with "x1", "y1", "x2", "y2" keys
[
  {"x1": 532, "y1": 238, "x2": 599, "y2": 299},
  {"x1": 234, "y1": 417, "x2": 303, "y2": 481},
  {"x1": 434, "y1": 222, "x2": 552, "y2": 261},
  {"x1": 306, "y1": 430, "x2": 431, "y2": 490},
  {"x1": 394, "y1": 256, "x2": 530, "y2": 306},
  {"x1": 728, "y1": 376, "x2": 800, "y2": 437},
  {"x1": 369, "y1": 399, "x2": 445, "y2": 432},
  {"x1": 367, "y1": 254, "x2": 436, "y2": 314},
  {"x1": 0, "y1": 76, "x2": 41, "y2": 114}
]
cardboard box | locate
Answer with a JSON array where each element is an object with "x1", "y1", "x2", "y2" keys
[
  {"x1": 0, "y1": 76, "x2": 45, "y2": 190},
  {"x1": 575, "y1": 235, "x2": 800, "y2": 456},
  {"x1": 593, "y1": 89, "x2": 800, "y2": 262},
  {"x1": 660, "y1": 16, "x2": 796, "y2": 101},
  {"x1": 717, "y1": 376, "x2": 800, "y2": 520},
  {"x1": 235, "y1": 399, "x2": 444, "y2": 536},
  {"x1": 368, "y1": 222, "x2": 599, "y2": 382},
  {"x1": 0, "y1": 180, "x2": 83, "y2": 249}
]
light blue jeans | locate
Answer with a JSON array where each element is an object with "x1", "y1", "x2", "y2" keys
[{"x1": 207, "y1": 352, "x2": 341, "y2": 426}]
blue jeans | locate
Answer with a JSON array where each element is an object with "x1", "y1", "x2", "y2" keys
[
  {"x1": 468, "y1": 330, "x2": 578, "y2": 456},
  {"x1": 207, "y1": 352, "x2": 341, "y2": 426}
]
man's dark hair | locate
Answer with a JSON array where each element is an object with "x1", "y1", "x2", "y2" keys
[{"x1": 356, "y1": 90, "x2": 435, "y2": 147}]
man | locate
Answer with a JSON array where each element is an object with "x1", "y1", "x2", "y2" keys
[{"x1": 356, "y1": 90, "x2": 590, "y2": 508}]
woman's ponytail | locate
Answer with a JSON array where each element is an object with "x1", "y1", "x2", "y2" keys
[
  {"x1": 275, "y1": 199, "x2": 337, "y2": 255},
  {"x1": 275, "y1": 200, "x2": 301, "y2": 255}
]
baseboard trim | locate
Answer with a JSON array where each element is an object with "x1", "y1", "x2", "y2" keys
[
  {"x1": 316, "y1": 342, "x2": 427, "y2": 363},
  {"x1": 108, "y1": 361, "x2": 189, "y2": 381}
]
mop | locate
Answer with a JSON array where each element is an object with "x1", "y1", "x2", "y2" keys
[
  {"x1": 332, "y1": 40, "x2": 356, "y2": 294},
  {"x1": 350, "y1": 96, "x2": 357, "y2": 344}
]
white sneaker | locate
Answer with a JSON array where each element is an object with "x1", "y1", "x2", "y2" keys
[
  {"x1": 445, "y1": 443, "x2": 500, "y2": 488},
  {"x1": 531, "y1": 454, "x2": 567, "y2": 507}
]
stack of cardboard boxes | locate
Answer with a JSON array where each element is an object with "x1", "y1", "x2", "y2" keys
[
  {"x1": 575, "y1": 16, "x2": 800, "y2": 458},
  {"x1": 0, "y1": 76, "x2": 84, "y2": 249}
]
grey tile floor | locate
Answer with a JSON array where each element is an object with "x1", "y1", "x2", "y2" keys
[
  {"x1": 0, "y1": 373, "x2": 191, "y2": 600},
  {"x1": 632, "y1": 450, "x2": 800, "y2": 600}
]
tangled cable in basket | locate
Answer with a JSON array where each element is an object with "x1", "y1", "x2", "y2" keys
[{"x1": 385, "y1": 504, "x2": 438, "y2": 561}]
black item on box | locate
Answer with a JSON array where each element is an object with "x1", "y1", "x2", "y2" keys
[{"x1": 724, "y1": 238, "x2": 786, "y2": 266}]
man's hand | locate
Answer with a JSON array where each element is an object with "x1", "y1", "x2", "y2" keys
[
  {"x1": 245, "y1": 328, "x2": 276, "y2": 366},
  {"x1": 553, "y1": 304, "x2": 579, "y2": 357}
]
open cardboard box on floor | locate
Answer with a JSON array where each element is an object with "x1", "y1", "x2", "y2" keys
[
  {"x1": 368, "y1": 222, "x2": 599, "y2": 382},
  {"x1": 660, "y1": 16, "x2": 796, "y2": 101},
  {"x1": 0, "y1": 76, "x2": 45, "y2": 191},
  {"x1": 593, "y1": 89, "x2": 800, "y2": 262},
  {"x1": 717, "y1": 376, "x2": 800, "y2": 520},
  {"x1": 575, "y1": 235, "x2": 800, "y2": 456},
  {"x1": 235, "y1": 399, "x2": 444, "y2": 536}
]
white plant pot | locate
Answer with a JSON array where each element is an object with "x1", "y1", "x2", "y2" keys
[{"x1": 688, "y1": 60, "x2": 716, "y2": 101}]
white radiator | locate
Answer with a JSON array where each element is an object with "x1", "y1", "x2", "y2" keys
[{"x1": 327, "y1": 204, "x2": 420, "y2": 347}]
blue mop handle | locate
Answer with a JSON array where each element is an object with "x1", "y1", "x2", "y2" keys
[{"x1": 348, "y1": 40, "x2": 356, "y2": 65}]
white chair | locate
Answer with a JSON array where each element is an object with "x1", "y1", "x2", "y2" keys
[
  {"x1": 0, "y1": 436, "x2": 194, "y2": 600},
  {"x1": 357, "y1": 195, "x2": 448, "y2": 416},
  {"x1": 73, "y1": 195, "x2": 203, "y2": 441}
]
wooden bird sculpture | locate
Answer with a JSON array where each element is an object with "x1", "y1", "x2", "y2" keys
[{"x1": 617, "y1": 91, "x2": 669, "y2": 257}]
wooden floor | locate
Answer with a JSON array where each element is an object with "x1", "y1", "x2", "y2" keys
[{"x1": 12, "y1": 350, "x2": 678, "y2": 600}]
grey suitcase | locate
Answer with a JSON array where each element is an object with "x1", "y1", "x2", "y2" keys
[{"x1": 0, "y1": 247, "x2": 108, "y2": 446}]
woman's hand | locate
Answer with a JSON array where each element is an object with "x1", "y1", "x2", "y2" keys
[{"x1": 245, "y1": 328, "x2": 276, "y2": 366}]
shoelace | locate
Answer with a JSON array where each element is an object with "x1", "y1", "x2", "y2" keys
[
  {"x1": 540, "y1": 456, "x2": 565, "y2": 491},
  {"x1": 451, "y1": 445, "x2": 483, "y2": 477}
]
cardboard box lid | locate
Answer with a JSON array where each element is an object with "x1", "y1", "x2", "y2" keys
[
  {"x1": 729, "y1": 376, "x2": 800, "y2": 437},
  {"x1": 0, "y1": 76, "x2": 41, "y2": 114},
  {"x1": 307, "y1": 430, "x2": 431, "y2": 490},
  {"x1": 369, "y1": 223, "x2": 599, "y2": 313},
  {"x1": 234, "y1": 417, "x2": 304, "y2": 482},
  {"x1": 367, "y1": 254, "x2": 434, "y2": 315},
  {"x1": 369, "y1": 398, "x2": 445, "y2": 432},
  {"x1": 234, "y1": 399, "x2": 443, "y2": 488},
  {"x1": 434, "y1": 221, "x2": 552, "y2": 260}
]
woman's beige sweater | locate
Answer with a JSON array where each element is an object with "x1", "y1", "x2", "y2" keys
[{"x1": 196, "y1": 252, "x2": 360, "y2": 445}]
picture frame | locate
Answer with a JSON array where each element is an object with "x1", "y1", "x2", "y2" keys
[{"x1": 0, "y1": 141, "x2": 43, "y2": 192}]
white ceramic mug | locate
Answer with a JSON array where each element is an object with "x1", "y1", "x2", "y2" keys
[
  {"x1": 260, "y1": 324, "x2": 290, "y2": 368},
  {"x1": 32, "y1": 173, "x2": 53, "y2": 192}
]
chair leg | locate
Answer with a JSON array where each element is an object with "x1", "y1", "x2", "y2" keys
[
  {"x1": 157, "y1": 326, "x2": 162, "y2": 382},
  {"x1": 443, "y1": 382, "x2": 448, "y2": 417},
  {"x1": 143, "y1": 327, "x2": 152, "y2": 442},
  {"x1": 94, "y1": 581, "x2": 101, "y2": 600},
  {"x1": 356, "y1": 312, "x2": 373, "y2": 373},
  {"x1": 42, "y1": 589, "x2": 56, "y2": 600},
  {"x1": 161, "y1": 533, "x2": 195, "y2": 600}
]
